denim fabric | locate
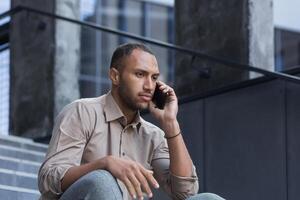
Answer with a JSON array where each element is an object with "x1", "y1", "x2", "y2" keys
[
  {"x1": 60, "y1": 170, "x2": 123, "y2": 200},
  {"x1": 186, "y1": 193, "x2": 225, "y2": 200},
  {"x1": 59, "y1": 170, "x2": 224, "y2": 200}
]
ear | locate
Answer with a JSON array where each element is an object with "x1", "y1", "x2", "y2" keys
[{"x1": 109, "y1": 67, "x2": 120, "y2": 86}]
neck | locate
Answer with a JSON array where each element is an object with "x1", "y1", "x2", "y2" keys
[{"x1": 111, "y1": 89, "x2": 137, "y2": 125}]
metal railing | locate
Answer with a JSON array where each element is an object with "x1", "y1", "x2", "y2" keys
[{"x1": 1, "y1": 5, "x2": 300, "y2": 85}]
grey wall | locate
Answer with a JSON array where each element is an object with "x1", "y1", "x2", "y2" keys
[
  {"x1": 203, "y1": 80, "x2": 286, "y2": 200},
  {"x1": 10, "y1": 0, "x2": 81, "y2": 139},
  {"x1": 174, "y1": 0, "x2": 274, "y2": 96},
  {"x1": 143, "y1": 77, "x2": 300, "y2": 200},
  {"x1": 10, "y1": 0, "x2": 55, "y2": 138},
  {"x1": 286, "y1": 80, "x2": 300, "y2": 200}
]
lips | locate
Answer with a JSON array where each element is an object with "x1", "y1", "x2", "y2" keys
[{"x1": 139, "y1": 93, "x2": 152, "y2": 101}]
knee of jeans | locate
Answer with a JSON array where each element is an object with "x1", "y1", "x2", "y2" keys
[
  {"x1": 83, "y1": 170, "x2": 117, "y2": 189},
  {"x1": 190, "y1": 193, "x2": 225, "y2": 200}
]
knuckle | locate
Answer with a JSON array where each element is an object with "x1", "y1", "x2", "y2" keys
[
  {"x1": 131, "y1": 163, "x2": 138, "y2": 170},
  {"x1": 142, "y1": 183, "x2": 150, "y2": 191},
  {"x1": 133, "y1": 182, "x2": 141, "y2": 188},
  {"x1": 119, "y1": 174, "x2": 126, "y2": 181},
  {"x1": 124, "y1": 168, "x2": 131, "y2": 174}
]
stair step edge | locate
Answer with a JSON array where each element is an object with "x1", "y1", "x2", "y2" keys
[
  {"x1": 0, "y1": 144, "x2": 46, "y2": 156},
  {"x1": 0, "y1": 135, "x2": 48, "y2": 148},
  {"x1": 0, "y1": 184, "x2": 40, "y2": 195},
  {"x1": 0, "y1": 168, "x2": 38, "y2": 178},
  {"x1": 0, "y1": 155, "x2": 41, "y2": 166}
]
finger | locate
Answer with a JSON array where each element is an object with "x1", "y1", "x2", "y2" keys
[
  {"x1": 123, "y1": 177, "x2": 137, "y2": 199},
  {"x1": 128, "y1": 173, "x2": 144, "y2": 199},
  {"x1": 141, "y1": 168, "x2": 159, "y2": 189},
  {"x1": 159, "y1": 85, "x2": 168, "y2": 91},
  {"x1": 164, "y1": 88, "x2": 175, "y2": 97},
  {"x1": 147, "y1": 170, "x2": 154, "y2": 174},
  {"x1": 135, "y1": 170, "x2": 153, "y2": 198},
  {"x1": 156, "y1": 80, "x2": 164, "y2": 86},
  {"x1": 168, "y1": 88, "x2": 175, "y2": 95},
  {"x1": 162, "y1": 88, "x2": 169, "y2": 93}
]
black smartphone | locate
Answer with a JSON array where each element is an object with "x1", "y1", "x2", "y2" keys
[{"x1": 152, "y1": 84, "x2": 167, "y2": 109}]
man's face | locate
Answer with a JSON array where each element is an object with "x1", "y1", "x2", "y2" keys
[{"x1": 117, "y1": 49, "x2": 160, "y2": 111}]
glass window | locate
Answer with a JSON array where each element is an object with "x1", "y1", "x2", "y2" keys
[
  {"x1": 0, "y1": 50, "x2": 10, "y2": 135},
  {"x1": 79, "y1": 0, "x2": 175, "y2": 98},
  {"x1": 0, "y1": 0, "x2": 10, "y2": 135},
  {"x1": 275, "y1": 28, "x2": 300, "y2": 71}
]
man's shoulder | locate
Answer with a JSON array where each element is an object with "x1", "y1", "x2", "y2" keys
[
  {"x1": 73, "y1": 96, "x2": 105, "y2": 107},
  {"x1": 139, "y1": 117, "x2": 164, "y2": 136},
  {"x1": 59, "y1": 95, "x2": 106, "y2": 116}
]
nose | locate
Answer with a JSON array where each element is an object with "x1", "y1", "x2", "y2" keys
[{"x1": 143, "y1": 76, "x2": 155, "y2": 91}]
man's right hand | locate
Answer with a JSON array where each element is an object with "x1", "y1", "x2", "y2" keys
[{"x1": 105, "y1": 155, "x2": 159, "y2": 199}]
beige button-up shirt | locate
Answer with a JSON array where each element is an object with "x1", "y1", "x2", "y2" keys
[{"x1": 38, "y1": 92, "x2": 198, "y2": 200}]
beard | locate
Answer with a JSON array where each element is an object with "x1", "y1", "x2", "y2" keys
[{"x1": 118, "y1": 80, "x2": 148, "y2": 111}]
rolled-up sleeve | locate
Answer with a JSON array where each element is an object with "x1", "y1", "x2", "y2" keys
[
  {"x1": 38, "y1": 102, "x2": 91, "y2": 199},
  {"x1": 151, "y1": 139, "x2": 199, "y2": 200}
]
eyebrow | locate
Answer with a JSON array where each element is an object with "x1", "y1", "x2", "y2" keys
[{"x1": 135, "y1": 68, "x2": 160, "y2": 76}]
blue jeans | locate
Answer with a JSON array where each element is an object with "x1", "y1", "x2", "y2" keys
[{"x1": 60, "y1": 170, "x2": 225, "y2": 200}]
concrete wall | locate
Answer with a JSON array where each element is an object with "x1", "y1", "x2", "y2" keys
[
  {"x1": 54, "y1": 0, "x2": 80, "y2": 116},
  {"x1": 10, "y1": 0, "x2": 55, "y2": 138},
  {"x1": 174, "y1": 0, "x2": 274, "y2": 96},
  {"x1": 143, "y1": 76, "x2": 300, "y2": 200},
  {"x1": 10, "y1": 0, "x2": 80, "y2": 138}
]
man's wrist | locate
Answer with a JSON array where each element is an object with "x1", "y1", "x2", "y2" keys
[
  {"x1": 165, "y1": 131, "x2": 181, "y2": 139},
  {"x1": 97, "y1": 156, "x2": 111, "y2": 170},
  {"x1": 161, "y1": 119, "x2": 181, "y2": 137}
]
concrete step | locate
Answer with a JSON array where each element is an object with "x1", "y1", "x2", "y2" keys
[
  {"x1": 0, "y1": 168, "x2": 38, "y2": 190},
  {"x1": 0, "y1": 135, "x2": 45, "y2": 199},
  {"x1": 0, "y1": 184, "x2": 40, "y2": 200},
  {"x1": 0, "y1": 144, "x2": 45, "y2": 163},
  {"x1": 0, "y1": 155, "x2": 40, "y2": 174},
  {"x1": 0, "y1": 134, "x2": 48, "y2": 153}
]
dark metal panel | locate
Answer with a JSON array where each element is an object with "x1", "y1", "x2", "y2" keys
[
  {"x1": 286, "y1": 80, "x2": 300, "y2": 200},
  {"x1": 204, "y1": 81, "x2": 287, "y2": 200},
  {"x1": 177, "y1": 100, "x2": 205, "y2": 192}
]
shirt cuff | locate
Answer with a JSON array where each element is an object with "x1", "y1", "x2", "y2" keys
[{"x1": 169, "y1": 166, "x2": 199, "y2": 198}]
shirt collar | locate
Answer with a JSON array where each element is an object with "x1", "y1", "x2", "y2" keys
[{"x1": 104, "y1": 91, "x2": 142, "y2": 127}]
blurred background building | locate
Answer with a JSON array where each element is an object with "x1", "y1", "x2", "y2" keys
[
  {"x1": 0, "y1": 0, "x2": 299, "y2": 137},
  {"x1": 0, "y1": 0, "x2": 300, "y2": 200}
]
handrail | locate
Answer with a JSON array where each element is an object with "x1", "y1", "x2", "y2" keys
[
  {"x1": 0, "y1": 6, "x2": 22, "y2": 19},
  {"x1": 0, "y1": 43, "x2": 9, "y2": 52},
  {"x1": 1, "y1": 5, "x2": 300, "y2": 84}
]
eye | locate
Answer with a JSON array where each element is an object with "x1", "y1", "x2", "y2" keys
[
  {"x1": 152, "y1": 75, "x2": 158, "y2": 81},
  {"x1": 135, "y1": 72, "x2": 144, "y2": 78}
]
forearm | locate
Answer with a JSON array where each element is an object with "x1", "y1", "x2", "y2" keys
[
  {"x1": 61, "y1": 156, "x2": 108, "y2": 191},
  {"x1": 162, "y1": 120, "x2": 193, "y2": 177}
]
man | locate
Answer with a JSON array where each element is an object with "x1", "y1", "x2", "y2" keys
[{"x1": 38, "y1": 43, "x2": 224, "y2": 200}]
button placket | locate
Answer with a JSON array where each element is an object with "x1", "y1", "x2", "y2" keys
[
  {"x1": 120, "y1": 124, "x2": 135, "y2": 157},
  {"x1": 119, "y1": 126, "x2": 130, "y2": 157},
  {"x1": 119, "y1": 128, "x2": 125, "y2": 157}
]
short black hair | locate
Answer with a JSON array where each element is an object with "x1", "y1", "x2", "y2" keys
[{"x1": 110, "y1": 43, "x2": 154, "y2": 70}]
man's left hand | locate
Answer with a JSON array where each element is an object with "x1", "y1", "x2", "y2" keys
[{"x1": 149, "y1": 81, "x2": 180, "y2": 135}]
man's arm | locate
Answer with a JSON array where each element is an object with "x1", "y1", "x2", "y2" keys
[
  {"x1": 149, "y1": 81, "x2": 193, "y2": 177},
  {"x1": 149, "y1": 81, "x2": 198, "y2": 200},
  {"x1": 161, "y1": 119, "x2": 193, "y2": 177}
]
